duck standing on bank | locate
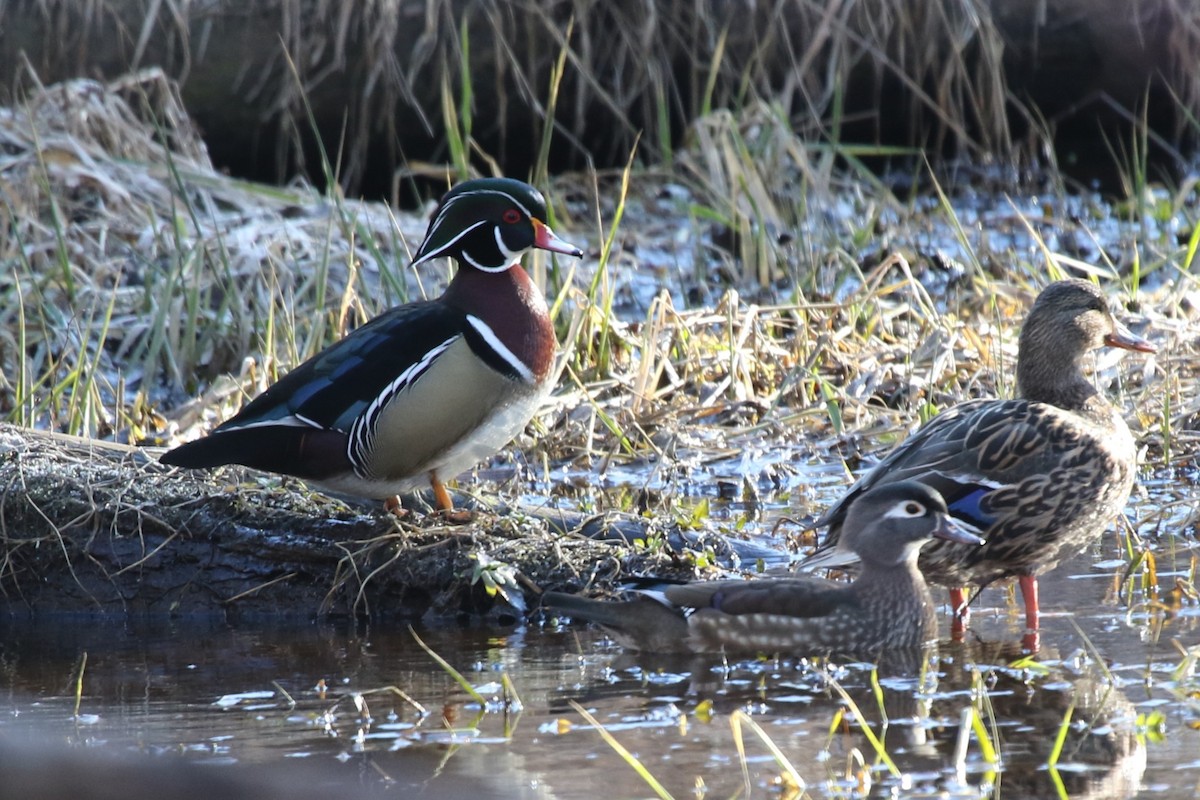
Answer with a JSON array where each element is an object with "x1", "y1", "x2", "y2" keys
[
  {"x1": 544, "y1": 482, "x2": 984, "y2": 654},
  {"x1": 161, "y1": 178, "x2": 582, "y2": 514},
  {"x1": 802, "y1": 279, "x2": 1155, "y2": 635}
]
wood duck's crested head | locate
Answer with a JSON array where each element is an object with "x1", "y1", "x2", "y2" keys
[
  {"x1": 1016, "y1": 279, "x2": 1155, "y2": 401},
  {"x1": 411, "y1": 178, "x2": 582, "y2": 272},
  {"x1": 842, "y1": 481, "x2": 984, "y2": 567}
]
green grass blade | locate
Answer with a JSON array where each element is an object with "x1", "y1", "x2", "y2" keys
[
  {"x1": 569, "y1": 700, "x2": 674, "y2": 800},
  {"x1": 72, "y1": 651, "x2": 87, "y2": 718},
  {"x1": 410, "y1": 627, "x2": 485, "y2": 705},
  {"x1": 1046, "y1": 703, "x2": 1074, "y2": 800},
  {"x1": 966, "y1": 705, "x2": 1000, "y2": 765},
  {"x1": 826, "y1": 675, "x2": 901, "y2": 778},
  {"x1": 1184, "y1": 218, "x2": 1200, "y2": 272},
  {"x1": 533, "y1": 16, "x2": 573, "y2": 187},
  {"x1": 730, "y1": 709, "x2": 806, "y2": 795}
]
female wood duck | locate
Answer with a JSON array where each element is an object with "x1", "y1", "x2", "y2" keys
[
  {"x1": 161, "y1": 178, "x2": 582, "y2": 512},
  {"x1": 802, "y1": 279, "x2": 1155, "y2": 635},
  {"x1": 543, "y1": 482, "x2": 984, "y2": 654}
]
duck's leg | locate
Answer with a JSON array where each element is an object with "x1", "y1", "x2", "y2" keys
[
  {"x1": 1018, "y1": 574, "x2": 1042, "y2": 652},
  {"x1": 949, "y1": 587, "x2": 971, "y2": 618},
  {"x1": 431, "y1": 471, "x2": 454, "y2": 511},
  {"x1": 949, "y1": 587, "x2": 970, "y2": 639},
  {"x1": 1019, "y1": 574, "x2": 1040, "y2": 630},
  {"x1": 430, "y1": 470, "x2": 473, "y2": 524}
]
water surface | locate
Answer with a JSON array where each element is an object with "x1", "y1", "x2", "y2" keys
[{"x1": 1, "y1": 532, "x2": 1197, "y2": 799}]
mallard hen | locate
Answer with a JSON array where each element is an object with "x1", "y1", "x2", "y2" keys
[{"x1": 802, "y1": 279, "x2": 1154, "y2": 635}]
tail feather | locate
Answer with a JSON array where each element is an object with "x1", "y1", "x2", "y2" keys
[
  {"x1": 542, "y1": 591, "x2": 690, "y2": 652},
  {"x1": 160, "y1": 425, "x2": 349, "y2": 481}
]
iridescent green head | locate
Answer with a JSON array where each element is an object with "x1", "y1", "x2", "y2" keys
[{"x1": 411, "y1": 178, "x2": 581, "y2": 272}]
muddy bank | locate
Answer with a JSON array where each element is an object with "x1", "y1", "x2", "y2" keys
[{"x1": 0, "y1": 425, "x2": 778, "y2": 619}]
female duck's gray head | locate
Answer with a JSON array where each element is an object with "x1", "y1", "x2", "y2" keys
[
  {"x1": 840, "y1": 481, "x2": 984, "y2": 567},
  {"x1": 411, "y1": 177, "x2": 581, "y2": 272}
]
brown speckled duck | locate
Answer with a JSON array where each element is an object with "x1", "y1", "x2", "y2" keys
[
  {"x1": 161, "y1": 178, "x2": 582, "y2": 512},
  {"x1": 544, "y1": 482, "x2": 983, "y2": 654},
  {"x1": 802, "y1": 279, "x2": 1155, "y2": 634}
]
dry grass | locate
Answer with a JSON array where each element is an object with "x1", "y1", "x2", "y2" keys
[
  {"x1": 6, "y1": 1, "x2": 1200, "y2": 193},
  {"x1": 0, "y1": 69, "x2": 1197, "y2": 613},
  {"x1": 3, "y1": 70, "x2": 1195, "y2": 466},
  {"x1": 0, "y1": 69, "x2": 432, "y2": 439}
]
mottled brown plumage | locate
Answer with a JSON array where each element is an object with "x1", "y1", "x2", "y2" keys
[
  {"x1": 803, "y1": 280, "x2": 1155, "y2": 632},
  {"x1": 544, "y1": 482, "x2": 983, "y2": 655}
]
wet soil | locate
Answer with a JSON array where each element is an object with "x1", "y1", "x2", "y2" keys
[{"x1": 0, "y1": 424, "x2": 775, "y2": 619}]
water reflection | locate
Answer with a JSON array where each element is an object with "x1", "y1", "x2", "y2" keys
[
  {"x1": 935, "y1": 640, "x2": 1146, "y2": 800},
  {"x1": 0, "y1": 463, "x2": 1197, "y2": 800},
  {"x1": 546, "y1": 637, "x2": 1148, "y2": 799},
  {"x1": 0, "y1": 586, "x2": 1195, "y2": 799}
]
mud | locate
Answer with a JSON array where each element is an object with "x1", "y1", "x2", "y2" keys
[{"x1": 0, "y1": 425, "x2": 773, "y2": 620}]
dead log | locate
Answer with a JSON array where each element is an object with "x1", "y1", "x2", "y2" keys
[{"x1": 0, "y1": 424, "x2": 785, "y2": 619}]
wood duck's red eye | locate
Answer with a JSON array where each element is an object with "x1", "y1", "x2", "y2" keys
[{"x1": 501, "y1": 208, "x2": 522, "y2": 224}]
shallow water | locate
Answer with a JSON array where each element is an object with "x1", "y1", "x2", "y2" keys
[
  {"x1": 1, "y1": 531, "x2": 1197, "y2": 799},
  {"x1": 2, "y1": 453, "x2": 1197, "y2": 800}
]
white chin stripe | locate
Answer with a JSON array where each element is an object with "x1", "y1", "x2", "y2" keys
[
  {"x1": 462, "y1": 245, "x2": 514, "y2": 273},
  {"x1": 466, "y1": 315, "x2": 535, "y2": 383},
  {"x1": 493, "y1": 227, "x2": 522, "y2": 264}
]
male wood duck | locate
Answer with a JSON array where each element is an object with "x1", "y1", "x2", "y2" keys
[
  {"x1": 161, "y1": 178, "x2": 582, "y2": 512},
  {"x1": 802, "y1": 279, "x2": 1155, "y2": 635},
  {"x1": 543, "y1": 482, "x2": 984, "y2": 654}
]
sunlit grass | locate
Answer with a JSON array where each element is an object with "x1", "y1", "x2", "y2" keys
[
  {"x1": 729, "y1": 709, "x2": 807, "y2": 797},
  {"x1": 1, "y1": 17, "x2": 1197, "y2": 794},
  {"x1": 824, "y1": 674, "x2": 902, "y2": 779},
  {"x1": 2, "y1": 54, "x2": 1183, "y2": 487},
  {"x1": 0, "y1": 71, "x2": 426, "y2": 443},
  {"x1": 0, "y1": 22, "x2": 1191, "y2": 660},
  {"x1": 71, "y1": 651, "x2": 87, "y2": 720},
  {"x1": 568, "y1": 700, "x2": 675, "y2": 800}
]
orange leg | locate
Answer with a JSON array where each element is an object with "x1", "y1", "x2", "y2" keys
[
  {"x1": 430, "y1": 471, "x2": 473, "y2": 524},
  {"x1": 1019, "y1": 575, "x2": 1040, "y2": 631},
  {"x1": 949, "y1": 587, "x2": 970, "y2": 617},
  {"x1": 430, "y1": 471, "x2": 454, "y2": 512},
  {"x1": 949, "y1": 587, "x2": 970, "y2": 640},
  {"x1": 1018, "y1": 575, "x2": 1041, "y2": 653}
]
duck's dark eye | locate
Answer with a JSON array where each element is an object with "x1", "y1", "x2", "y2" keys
[
  {"x1": 904, "y1": 502, "x2": 924, "y2": 516},
  {"x1": 501, "y1": 208, "x2": 522, "y2": 224}
]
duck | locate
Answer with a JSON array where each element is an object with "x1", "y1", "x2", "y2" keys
[
  {"x1": 801, "y1": 279, "x2": 1155, "y2": 634},
  {"x1": 160, "y1": 178, "x2": 583, "y2": 513},
  {"x1": 543, "y1": 481, "x2": 984, "y2": 654}
]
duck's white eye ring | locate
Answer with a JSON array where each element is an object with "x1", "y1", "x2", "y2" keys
[{"x1": 903, "y1": 501, "x2": 924, "y2": 516}]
